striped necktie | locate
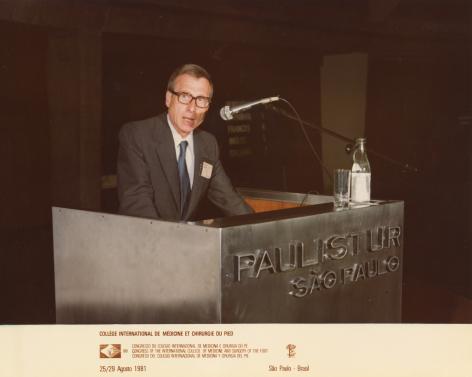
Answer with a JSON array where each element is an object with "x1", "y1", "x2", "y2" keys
[{"x1": 178, "y1": 140, "x2": 191, "y2": 218}]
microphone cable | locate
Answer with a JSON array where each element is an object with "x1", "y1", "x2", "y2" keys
[{"x1": 277, "y1": 97, "x2": 333, "y2": 186}]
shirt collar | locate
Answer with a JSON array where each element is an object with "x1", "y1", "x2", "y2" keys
[{"x1": 167, "y1": 114, "x2": 194, "y2": 152}]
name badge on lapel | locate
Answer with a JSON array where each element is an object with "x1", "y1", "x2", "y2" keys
[{"x1": 200, "y1": 161, "x2": 213, "y2": 179}]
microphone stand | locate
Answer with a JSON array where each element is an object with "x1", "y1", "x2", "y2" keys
[{"x1": 269, "y1": 105, "x2": 419, "y2": 174}]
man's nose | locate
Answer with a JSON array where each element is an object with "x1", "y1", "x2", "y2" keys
[{"x1": 187, "y1": 99, "x2": 197, "y2": 111}]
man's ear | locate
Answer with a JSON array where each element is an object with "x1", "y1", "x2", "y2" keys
[{"x1": 165, "y1": 91, "x2": 171, "y2": 108}]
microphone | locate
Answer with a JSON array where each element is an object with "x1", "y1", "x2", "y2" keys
[{"x1": 219, "y1": 96, "x2": 280, "y2": 121}]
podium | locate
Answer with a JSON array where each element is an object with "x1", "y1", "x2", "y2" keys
[{"x1": 53, "y1": 189, "x2": 403, "y2": 323}]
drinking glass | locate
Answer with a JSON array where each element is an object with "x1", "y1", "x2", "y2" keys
[{"x1": 333, "y1": 169, "x2": 351, "y2": 209}]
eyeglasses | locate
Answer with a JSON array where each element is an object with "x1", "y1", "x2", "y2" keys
[{"x1": 168, "y1": 89, "x2": 211, "y2": 109}]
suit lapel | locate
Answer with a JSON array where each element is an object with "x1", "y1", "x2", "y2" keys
[{"x1": 153, "y1": 115, "x2": 180, "y2": 211}]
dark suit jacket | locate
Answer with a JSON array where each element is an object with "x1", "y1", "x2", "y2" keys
[{"x1": 117, "y1": 113, "x2": 253, "y2": 221}]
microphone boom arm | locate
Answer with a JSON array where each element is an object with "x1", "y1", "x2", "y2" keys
[{"x1": 269, "y1": 105, "x2": 419, "y2": 173}]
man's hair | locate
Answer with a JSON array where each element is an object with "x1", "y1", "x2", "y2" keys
[{"x1": 167, "y1": 64, "x2": 213, "y2": 97}]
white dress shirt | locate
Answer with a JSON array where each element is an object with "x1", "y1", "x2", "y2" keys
[{"x1": 167, "y1": 115, "x2": 195, "y2": 188}]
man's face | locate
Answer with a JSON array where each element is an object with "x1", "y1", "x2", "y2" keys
[{"x1": 165, "y1": 74, "x2": 212, "y2": 138}]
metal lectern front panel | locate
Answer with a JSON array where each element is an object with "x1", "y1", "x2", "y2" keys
[{"x1": 218, "y1": 202, "x2": 403, "y2": 323}]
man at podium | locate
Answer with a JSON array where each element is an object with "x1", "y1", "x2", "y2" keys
[{"x1": 117, "y1": 63, "x2": 252, "y2": 221}]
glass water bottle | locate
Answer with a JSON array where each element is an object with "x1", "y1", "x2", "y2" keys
[{"x1": 351, "y1": 138, "x2": 371, "y2": 202}]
